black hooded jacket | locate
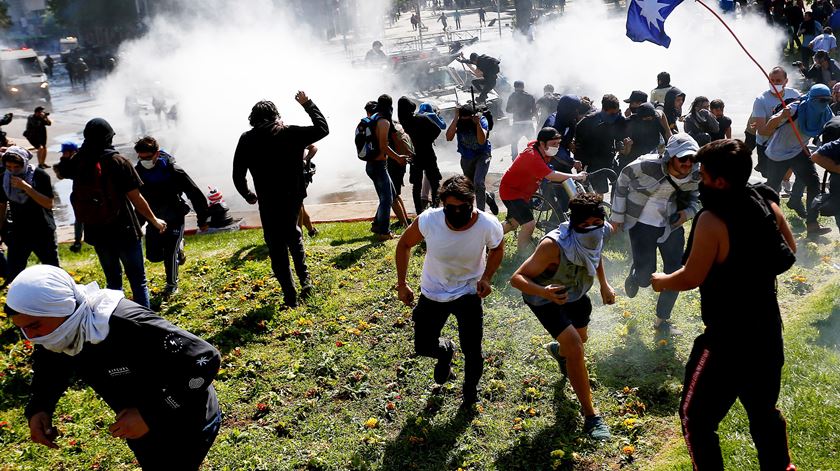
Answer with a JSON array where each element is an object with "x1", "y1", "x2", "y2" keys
[
  {"x1": 54, "y1": 118, "x2": 144, "y2": 246},
  {"x1": 232, "y1": 100, "x2": 328, "y2": 204},
  {"x1": 397, "y1": 97, "x2": 441, "y2": 167},
  {"x1": 661, "y1": 87, "x2": 685, "y2": 133}
]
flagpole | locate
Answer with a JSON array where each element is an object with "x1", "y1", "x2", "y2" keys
[{"x1": 693, "y1": 0, "x2": 810, "y2": 156}]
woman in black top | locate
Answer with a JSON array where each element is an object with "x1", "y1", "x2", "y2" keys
[{"x1": 8, "y1": 265, "x2": 222, "y2": 470}]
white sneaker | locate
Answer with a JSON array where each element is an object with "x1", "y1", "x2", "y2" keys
[{"x1": 781, "y1": 180, "x2": 792, "y2": 197}]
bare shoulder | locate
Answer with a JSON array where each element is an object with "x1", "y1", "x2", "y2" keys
[{"x1": 695, "y1": 211, "x2": 727, "y2": 237}]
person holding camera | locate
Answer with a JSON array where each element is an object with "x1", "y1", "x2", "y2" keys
[
  {"x1": 395, "y1": 175, "x2": 504, "y2": 408},
  {"x1": 651, "y1": 139, "x2": 797, "y2": 471},
  {"x1": 446, "y1": 103, "x2": 496, "y2": 213},
  {"x1": 797, "y1": 49, "x2": 840, "y2": 87},
  {"x1": 299, "y1": 144, "x2": 318, "y2": 237},
  {"x1": 510, "y1": 193, "x2": 615, "y2": 441},
  {"x1": 233, "y1": 91, "x2": 329, "y2": 307},
  {"x1": 24, "y1": 107, "x2": 51, "y2": 169},
  {"x1": 611, "y1": 134, "x2": 702, "y2": 336}
]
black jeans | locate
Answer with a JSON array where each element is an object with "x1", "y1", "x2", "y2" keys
[
  {"x1": 260, "y1": 201, "x2": 309, "y2": 300},
  {"x1": 472, "y1": 75, "x2": 497, "y2": 103},
  {"x1": 765, "y1": 152, "x2": 821, "y2": 223},
  {"x1": 410, "y1": 160, "x2": 442, "y2": 214},
  {"x1": 680, "y1": 334, "x2": 791, "y2": 471},
  {"x1": 412, "y1": 294, "x2": 484, "y2": 392},
  {"x1": 628, "y1": 223, "x2": 684, "y2": 320},
  {"x1": 5, "y1": 228, "x2": 59, "y2": 282},
  {"x1": 128, "y1": 409, "x2": 222, "y2": 471},
  {"x1": 145, "y1": 223, "x2": 185, "y2": 288}
]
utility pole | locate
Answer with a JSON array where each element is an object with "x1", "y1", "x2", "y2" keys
[{"x1": 497, "y1": 0, "x2": 502, "y2": 38}]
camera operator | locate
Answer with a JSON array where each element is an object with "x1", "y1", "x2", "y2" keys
[
  {"x1": 456, "y1": 52, "x2": 501, "y2": 104},
  {"x1": 796, "y1": 50, "x2": 840, "y2": 87},
  {"x1": 24, "y1": 107, "x2": 51, "y2": 169},
  {"x1": 446, "y1": 103, "x2": 496, "y2": 213}
]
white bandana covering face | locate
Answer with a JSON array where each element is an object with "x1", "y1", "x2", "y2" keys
[
  {"x1": 6, "y1": 265, "x2": 125, "y2": 356},
  {"x1": 556, "y1": 222, "x2": 610, "y2": 276}
]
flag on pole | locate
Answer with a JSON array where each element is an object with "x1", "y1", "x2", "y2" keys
[{"x1": 626, "y1": 0, "x2": 685, "y2": 48}]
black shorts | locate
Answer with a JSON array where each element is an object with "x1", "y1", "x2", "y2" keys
[
  {"x1": 526, "y1": 295, "x2": 592, "y2": 339},
  {"x1": 26, "y1": 137, "x2": 46, "y2": 149},
  {"x1": 502, "y1": 199, "x2": 534, "y2": 224}
]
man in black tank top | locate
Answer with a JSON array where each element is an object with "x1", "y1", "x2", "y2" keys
[{"x1": 651, "y1": 140, "x2": 797, "y2": 471}]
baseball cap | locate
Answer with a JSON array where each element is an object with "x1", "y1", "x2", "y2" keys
[
  {"x1": 665, "y1": 133, "x2": 699, "y2": 159},
  {"x1": 624, "y1": 90, "x2": 648, "y2": 103},
  {"x1": 60, "y1": 142, "x2": 78, "y2": 153},
  {"x1": 537, "y1": 127, "x2": 562, "y2": 142}
]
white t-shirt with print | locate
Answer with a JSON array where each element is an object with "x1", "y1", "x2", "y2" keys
[
  {"x1": 638, "y1": 174, "x2": 692, "y2": 227},
  {"x1": 417, "y1": 208, "x2": 504, "y2": 302}
]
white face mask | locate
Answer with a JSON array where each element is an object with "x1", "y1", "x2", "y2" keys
[
  {"x1": 139, "y1": 159, "x2": 156, "y2": 169},
  {"x1": 544, "y1": 145, "x2": 559, "y2": 157}
]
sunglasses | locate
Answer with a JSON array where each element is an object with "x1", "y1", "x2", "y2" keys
[{"x1": 676, "y1": 155, "x2": 696, "y2": 163}]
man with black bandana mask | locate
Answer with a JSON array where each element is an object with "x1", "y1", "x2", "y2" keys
[
  {"x1": 510, "y1": 193, "x2": 616, "y2": 441},
  {"x1": 574, "y1": 94, "x2": 628, "y2": 195},
  {"x1": 652, "y1": 139, "x2": 797, "y2": 471},
  {"x1": 395, "y1": 175, "x2": 504, "y2": 408}
]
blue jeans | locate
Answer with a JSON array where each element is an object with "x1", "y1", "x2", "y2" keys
[
  {"x1": 460, "y1": 154, "x2": 491, "y2": 211},
  {"x1": 628, "y1": 223, "x2": 685, "y2": 320},
  {"x1": 94, "y1": 237, "x2": 149, "y2": 308},
  {"x1": 367, "y1": 160, "x2": 395, "y2": 234}
]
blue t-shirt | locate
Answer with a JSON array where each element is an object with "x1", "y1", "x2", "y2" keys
[{"x1": 457, "y1": 116, "x2": 492, "y2": 159}]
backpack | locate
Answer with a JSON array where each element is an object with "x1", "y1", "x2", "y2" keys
[
  {"x1": 70, "y1": 157, "x2": 124, "y2": 225},
  {"x1": 355, "y1": 114, "x2": 380, "y2": 161},
  {"x1": 477, "y1": 55, "x2": 500, "y2": 76},
  {"x1": 750, "y1": 184, "x2": 797, "y2": 275},
  {"x1": 771, "y1": 96, "x2": 803, "y2": 122},
  {"x1": 391, "y1": 123, "x2": 415, "y2": 162}
]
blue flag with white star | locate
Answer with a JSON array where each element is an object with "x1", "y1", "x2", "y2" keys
[{"x1": 626, "y1": 0, "x2": 685, "y2": 48}]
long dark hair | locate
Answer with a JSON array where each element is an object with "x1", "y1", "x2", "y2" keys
[{"x1": 249, "y1": 100, "x2": 279, "y2": 127}]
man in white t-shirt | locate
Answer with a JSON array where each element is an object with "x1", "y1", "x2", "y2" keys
[
  {"x1": 611, "y1": 134, "x2": 701, "y2": 336},
  {"x1": 396, "y1": 175, "x2": 504, "y2": 407}
]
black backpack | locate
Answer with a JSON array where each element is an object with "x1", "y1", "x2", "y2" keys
[
  {"x1": 477, "y1": 55, "x2": 500, "y2": 76},
  {"x1": 354, "y1": 115, "x2": 380, "y2": 161}
]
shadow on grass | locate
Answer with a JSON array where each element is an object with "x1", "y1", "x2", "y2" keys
[
  {"x1": 595, "y1": 330, "x2": 685, "y2": 415},
  {"x1": 813, "y1": 305, "x2": 840, "y2": 351},
  {"x1": 329, "y1": 235, "x2": 374, "y2": 247},
  {"x1": 206, "y1": 306, "x2": 276, "y2": 355},
  {"x1": 226, "y1": 244, "x2": 270, "y2": 270},
  {"x1": 380, "y1": 402, "x2": 475, "y2": 471},
  {"x1": 331, "y1": 243, "x2": 377, "y2": 269},
  {"x1": 493, "y1": 381, "x2": 584, "y2": 470}
]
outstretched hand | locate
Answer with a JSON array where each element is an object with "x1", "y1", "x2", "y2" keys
[{"x1": 295, "y1": 91, "x2": 310, "y2": 105}]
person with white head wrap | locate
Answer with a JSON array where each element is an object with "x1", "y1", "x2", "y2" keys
[
  {"x1": 8, "y1": 265, "x2": 222, "y2": 470},
  {"x1": 0, "y1": 146, "x2": 59, "y2": 283}
]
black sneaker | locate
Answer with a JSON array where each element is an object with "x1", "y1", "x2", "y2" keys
[
  {"x1": 624, "y1": 273, "x2": 639, "y2": 298},
  {"x1": 486, "y1": 192, "x2": 499, "y2": 215},
  {"x1": 162, "y1": 284, "x2": 178, "y2": 298},
  {"x1": 545, "y1": 341, "x2": 568, "y2": 378},
  {"x1": 300, "y1": 282, "x2": 314, "y2": 301},
  {"x1": 462, "y1": 385, "x2": 479, "y2": 408},
  {"x1": 308, "y1": 228, "x2": 318, "y2": 237},
  {"x1": 434, "y1": 340, "x2": 456, "y2": 384},
  {"x1": 69, "y1": 242, "x2": 82, "y2": 253},
  {"x1": 177, "y1": 250, "x2": 187, "y2": 266},
  {"x1": 583, "y1": 415, "x2": 611, "y2": 440}
]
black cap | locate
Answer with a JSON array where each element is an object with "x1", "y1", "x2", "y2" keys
[
  {"x1": 636, "y1": 102, "x2": 657, "y2": 118},
  {"x1": 537, "y1": 127, "x2": 562, "y2": 142},
  {"x1": 624, "y1": 90, "x2": 648, "y2": 103}
]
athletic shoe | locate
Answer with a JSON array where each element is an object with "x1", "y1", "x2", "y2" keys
[
  {"x1": 300, "y1": 282, "x2": 314, "y2": 301},
  {"x1": 434, "y1": 340, "x2": 456, "y2": 384},
  {"x1": 624, "y1": 273, "x2": 639, "y2": 298},
  {"x1": 545, "y1": 341, "x2": 568, "y2": 378},
  {"x1": 462, "y1": 385, "x2": 479, "y2": 408},
  {"x1": 69, "y1": 242, "x2": 82, "y2": 253},
  {"x1": 375, "y1": 232, "x2": 395, "y2": 242},
  {"x1": 786, "y1": 200, "x2": 807, "y2": 219},
  {"x1": 583, "y1": 415, "x2": 612, "y2": 440},
  {"x1": 654, "y1": 319, "x2": 682, "y2": 336},
  {"x1": 38, "y1": 163, "x2": 51, "y2": 169},
  {"x1": 177, "y1": 250, "x2": 187, "y2": 266},
  {"x1": 781, "y1": 180, "x2": 792, "y2": 197},
  {"x1": 806, "y1": 223, "x2": 832, "y2": 237},
  {"x1": 162, "y1": 284, "x2": 178, "y2": 298},
  {"x1": 486, "y1": 192, "x2": 499, "y2": 215},
  {"x1": 308, "y1": 228, "x2": 318, "y2": 237}
]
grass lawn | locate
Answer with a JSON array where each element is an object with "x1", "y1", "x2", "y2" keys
[{"x1": 1, "y1": 211, "x2": 839, "y2": 470}]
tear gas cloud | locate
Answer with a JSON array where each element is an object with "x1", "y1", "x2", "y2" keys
[
  {"x1": 93, "y1": 1, "x2": 785, "y2": 208},
  {"x1": 471, "y1": 3, "x2": 786, "y2": 137},
  {"x1": 94, "y1": 0, "x2": 398, "y2": 206}
]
